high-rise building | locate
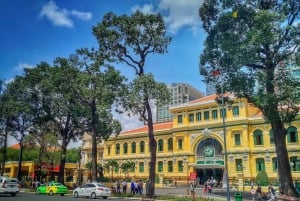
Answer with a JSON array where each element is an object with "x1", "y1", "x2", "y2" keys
[
  {"x1": 156, "y1": 83, "x2": 204, "y2": 123},
  {"x1": 206, "y1": 81, "x2": 217, "y2": 96}
]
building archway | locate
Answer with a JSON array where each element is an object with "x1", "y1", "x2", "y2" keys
[{"x1": 192, "y1": 137, "x2": 224, "y2": 186}]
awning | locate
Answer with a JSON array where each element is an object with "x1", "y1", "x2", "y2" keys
[{"x1": 191, "y1": 164, "x2": 224, "y2": 169}]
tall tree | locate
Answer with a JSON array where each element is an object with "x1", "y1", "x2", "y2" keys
[
  {"x1": 199, "y1": 0, "x2": 300, "y2": 196},
  {"x1": 0, "y1": 80, "x2": 9, "y2": 176},
  {"x1": 92, "y1": 11, "x2": 172, "y2": 197},
  {"x1": 75, "y1": 49, "x2": 124, "y2": 182},
  {"x1": 20, "y1": 60, "x2": 88, "y2": 183},
  {"x1": 2, "y1": 76, "x2": 41, "y2": 181}
]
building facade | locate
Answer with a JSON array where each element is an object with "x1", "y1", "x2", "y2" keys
[
  {"x1": 156, "y1": 83, "x2": 204, "y2": 123},
  {"x1": 81, "y1": 94, "x2": 300, "y2": 190}
]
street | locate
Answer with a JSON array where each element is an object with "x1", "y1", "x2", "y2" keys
[
  {"x1": 0, "y1": 192, "x2": 126, "y2": 201},
  {"x1": 0, "y1": 187, "x2": 256, "y2": 201}
]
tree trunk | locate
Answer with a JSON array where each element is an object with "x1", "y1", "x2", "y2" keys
[
  {"x1": 272, "y1": 120, "x2": 298, "y2": 196},
  {"x1": 0, "y1": 128, "x2": 8, "y2": 176},
  {"x1": 145, "y1": 100, "x2": 156, "y2": 198},
  {"x1": 91, "y1": 100, "x2": 98, "y2": 182},
  {"x1": 17, "y1": 133, "x2": 24, "y2": 181},
  {"x1": 58, "y1": 141, "x2": 67, "y2": 184}
]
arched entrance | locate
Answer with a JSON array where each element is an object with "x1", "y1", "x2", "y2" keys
[{"x1": 193, "y1": 137, "x2": 224, "y2": 186}]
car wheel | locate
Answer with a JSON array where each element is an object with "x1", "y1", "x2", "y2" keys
[
  {"x1": 60, "y1": 194, "x2": 64, "y2": 196},
  {"x1": 11, "y1": 193, "x2": 17, "y2": 197},
  {"x1": 74, "y1": 191, "x2": 79, "y2": 198},
  {"x1": 36, "y1": 189, "x2": 41, "y2": 195},
  {"x1": 91, "y1": 192, "x2": 96, "y2": 199},
  {"x1": 49, "y1": 190, "x2": 54, "y2": 196},
  {"x1": 103, "y1": 196, "x2": 108, "y2": 199}
]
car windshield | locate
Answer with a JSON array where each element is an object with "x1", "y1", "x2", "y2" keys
[
  {"x1": 96, "y1": 183, "x2": 105, "y2": 187},
  {"x1": 7, "y1": 178, "x2": 18, "y2": 182}
]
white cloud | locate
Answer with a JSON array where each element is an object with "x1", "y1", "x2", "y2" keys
[
  {"x1": 40, "y1": 1, "x2": 92, "y2": 28},
  {"x1": 15, "y1": 62, "x2": 35, "y2": 72},
  {"x1": 113, "y1": 100, "x2": 157, "y2": 132},
  {"x1": 131, "y1": 4, "x2": 155, "y2": 14},
  {"x1": 158, "y1": 0, "x2": 203, "y2": 34},
  {"x1": 71, "y1": 10, "x2": 92, "y2": 20}
]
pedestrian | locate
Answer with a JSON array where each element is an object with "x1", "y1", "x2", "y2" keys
[
  {"x1": 196, "y1": 177, "x2": 200, "y2": 188},
  {"x1": 122, "y1": 180, "x2": 127, "y2": 193},
  {"x1": 203, "y1": 182, "x2": 208, "y2": 194},
  {"x1": 116, "y1": 181, "x2": 121, "y2": 193},
  {"x1": 208, "y1": 183, "x2": 212, "y2": 194},
  {"x1": 268, "y1": 184, "x2": 275, "y2": 195},
  {"x1": 190, "y1": 182, "x2": 196, "y2": 199},
  {"x1": 138, "y1": 180, "x2": 143, "y2": 195},
  {"x1": 130, "y1": 181, "x2": 135, "y2": 194},
  {"x1": 256, "y1": 185, "x2": 262, "y2": 201},
  {"x1": 146, "y1": 180, "x2": 150, "y2": 196}
]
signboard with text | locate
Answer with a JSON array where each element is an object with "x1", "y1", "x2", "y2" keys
[{"x1": 190, "y1": 172, "x2": 197, "y2": 180}]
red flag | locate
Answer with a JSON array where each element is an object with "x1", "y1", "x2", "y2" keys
[{"x1": 211, "y1": 70, "x2": 221, "y2": 77}]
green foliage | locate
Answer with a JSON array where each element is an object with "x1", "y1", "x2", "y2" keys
[
  {"x1": 199, "y1": 0, "x2": 300, "y2": 196},
  {"x1": 66, "y1": 148, "x2": 81, "y2": 163},
  {"x1": 256, "y1": 170, "x2": 269, "y2": 186},
  {"x1": 93, "y1": 10, "x2": 172, "y2": 197},
  {"x1": 75, "y1": 48, "x2": 125, "y2": 182},
  {"x1": 1, "y1": 147, "x2": 19, "y2": 161},
  {"x1": 199, "y1": 0, "x2": 300, "y2": 124}
]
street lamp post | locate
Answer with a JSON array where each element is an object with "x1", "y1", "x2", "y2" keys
[{"x1": 221, "y1": 78, "x2": 231, "y2": 201}]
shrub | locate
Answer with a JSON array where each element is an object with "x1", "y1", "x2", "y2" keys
[{"x1": 256, "y1": 170, "x2": 269, "y2": 186}]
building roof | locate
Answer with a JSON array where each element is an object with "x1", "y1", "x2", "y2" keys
[
  {"x1": 120, "y1": 122, "x2": 173, "y2": 135},
  {"x1": 189, "y1": 94, "x2": 218, "y2": 104},
  {"x1": 9, "y1": 143, "x2": 20, "y2": 149}
]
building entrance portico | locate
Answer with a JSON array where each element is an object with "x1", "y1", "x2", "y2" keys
[{"x1": 191, "y1": 137, "x2": 225, "y2": 185}]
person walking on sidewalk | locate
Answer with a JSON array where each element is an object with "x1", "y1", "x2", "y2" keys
[{"x1": 190, "y1": 182, "x2": 196, "y2": 199}]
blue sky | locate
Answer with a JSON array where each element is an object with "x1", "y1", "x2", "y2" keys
[{"x1": 0, "y1": 0, "x2": 207, "y2": 143}]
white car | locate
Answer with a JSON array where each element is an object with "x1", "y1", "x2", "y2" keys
[
  {"x1": 0, "y1": 176, "x2": 19, "y2": 197},
  {"x1": 73, "y1": 183, "x2": 111, "y2": 199}
]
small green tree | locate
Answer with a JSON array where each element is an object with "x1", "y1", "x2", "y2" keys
[{"x1": 256, "y1": 170, "x2": 269, "y2": 186}]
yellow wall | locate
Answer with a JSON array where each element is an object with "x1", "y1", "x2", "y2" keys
[{"x1": 81, "y1": 97, "x2": 300, "y2": 189}]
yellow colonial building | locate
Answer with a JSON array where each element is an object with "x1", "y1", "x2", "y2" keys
[{"x1": 81, "y1": 94, "x2": 300, "y2": 190}]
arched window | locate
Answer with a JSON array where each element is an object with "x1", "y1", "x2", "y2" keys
[
  {"x1": 131, "y1": 142, "x2": 136, "y2": 154},
  {"x1": 287, "y1": 126, "x2": 298, "y2": 143},
  {"x1": 167, "y1": 138, "x2": 173, "y2": 151},
  {"x1": 158, "y1": 139, "x2": 164, "y2": 151},
  {"x1": 255, "y1": 158, "x2": 265, "y2": 171},
  {"x1": 116, "y1": 143, "x2": 120, "y2": 154},
  {"x1": 123, "y1": 143, "x2": 128, "y2": 154},
  {"x1": 140, "y1": 141, "x2": 145, "y2": 153},
  {"x1": 253, "y1": 129, "x2": 264, "y2": 145}
]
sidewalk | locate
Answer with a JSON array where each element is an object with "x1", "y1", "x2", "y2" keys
[{"x1": 154, "y1": 186, "x2": 254, "y2": 201}]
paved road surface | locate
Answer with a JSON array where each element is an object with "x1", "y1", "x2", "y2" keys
[{"x1": 155, "y1": 187, "x2": 255, "y2": 201}]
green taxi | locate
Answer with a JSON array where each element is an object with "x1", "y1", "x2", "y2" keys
[{"x1": 36, "y1": 182, "x2": 68, "y2": 196}]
